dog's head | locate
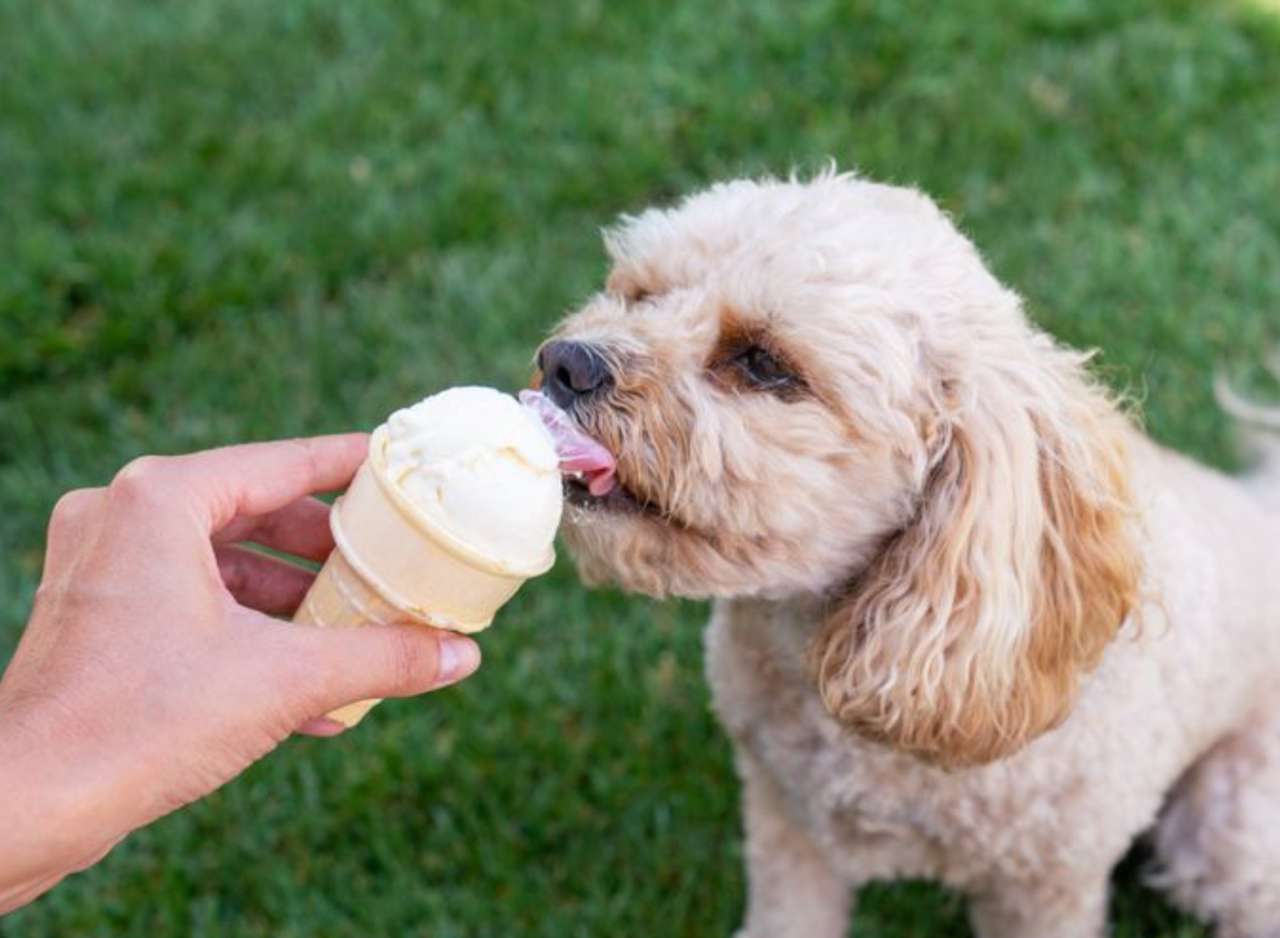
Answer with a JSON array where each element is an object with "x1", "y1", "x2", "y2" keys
[{"x1": 541, "y1": 172, "x2": 1141, "y2": 766}]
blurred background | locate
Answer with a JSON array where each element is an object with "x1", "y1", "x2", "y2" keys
[{"x1": 2, "y1": 0, "x2": 1278, "y2": 935}]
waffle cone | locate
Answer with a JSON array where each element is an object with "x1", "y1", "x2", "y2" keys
[
  {"x1": 292, "y1": 427, "x2": 555, "y2": 727},
  {"x1": 292, "y1": 549, "x2": 400, "y2": 726}
]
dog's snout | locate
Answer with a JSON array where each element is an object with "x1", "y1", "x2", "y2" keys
[{"x1": 539, "y1": 340, "x2": 612, "y2": 407}]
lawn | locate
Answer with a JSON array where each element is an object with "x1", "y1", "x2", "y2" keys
[{"x1": 2, "y1": 0, "x2": 1278, "y2": 935}]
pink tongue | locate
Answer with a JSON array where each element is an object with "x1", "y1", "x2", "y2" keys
[{"x1": 519, "y1": 390, "x2": 618, "y2": 496}]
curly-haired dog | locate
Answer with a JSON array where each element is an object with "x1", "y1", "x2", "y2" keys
[{"x1": 537, "y1": 172, "x2": 1280, "y2": 938}]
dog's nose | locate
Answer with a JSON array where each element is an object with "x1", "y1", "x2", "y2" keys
[{"x1": 539, "y1": 340, "x2": 612, "y2": 407}]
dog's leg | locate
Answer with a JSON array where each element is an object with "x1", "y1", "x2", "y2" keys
[
  {"x1": 967, "y1": 873, "x2": 1110, "y2": 938},
  {"x1": 1151, "y1": 703, "x2": 1280, "y2": 938},
  {"x1": 733, "y1": 752, "x2": 851, "y2": 938}
]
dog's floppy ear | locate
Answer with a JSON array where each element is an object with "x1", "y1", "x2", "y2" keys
[{"x1": 812, "y1": 341, "x2": 1141, "y2": 767}]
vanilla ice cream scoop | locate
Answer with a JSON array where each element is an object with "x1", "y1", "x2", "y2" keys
[{"x1": 378, "y1": 386, "x2": 563, "y2": 567}]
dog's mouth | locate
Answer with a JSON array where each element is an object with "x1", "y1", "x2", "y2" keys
[
  {"x1": 521, "y1": 389, "x2": 657, "y2": 517},
  {"x1": 565, "y1": 474, "x2": 630, "y2": 510},
  {"x1": 563, "y1": 473, "x2": 663, "y2": 516}
]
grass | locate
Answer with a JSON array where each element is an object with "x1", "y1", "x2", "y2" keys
[{"x1": 1, "y1": 0, "x2": 1278, "y2": 934}]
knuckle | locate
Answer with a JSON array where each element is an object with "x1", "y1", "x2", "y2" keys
[
  {"x1": 49, "y1": 487, "x2": 103, "y2": 530},
  {"x1": 386, "y1": 627, "x2": 439, "y2": 694},
  {"x1": 295, "y1": 437, "x2": 324, "y2": 479},
  {"x1": 110, "y1": 455, "x2": 174, "y2": 501}
]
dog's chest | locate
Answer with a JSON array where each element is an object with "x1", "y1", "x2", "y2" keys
[
  {"x1": 704, "y1": 603, "x2": 953, "y2": 825},
  {"x1": 702, "y1": 598, "x2": 1082, "y2": 880}
]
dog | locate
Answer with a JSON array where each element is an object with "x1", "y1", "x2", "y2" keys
[{"x1": 535, "y1": 171, "x2": 1280, "y2": 938}]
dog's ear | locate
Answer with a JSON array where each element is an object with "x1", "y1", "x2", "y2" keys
[{"x1": 812, "y1": 344, "x2": 1141, "y2": 767}]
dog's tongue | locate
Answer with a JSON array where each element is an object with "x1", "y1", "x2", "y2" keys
[{"x1": 519, "y1": 390, "x2": 617, "y2": 496}]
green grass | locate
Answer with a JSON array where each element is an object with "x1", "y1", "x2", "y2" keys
[{"x1": 2, "y1": 0, "x2": 1278, "y2": 934}]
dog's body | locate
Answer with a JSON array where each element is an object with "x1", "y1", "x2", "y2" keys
[
  {"x1": 708, "y1": 436, "x2": 1280, "y2": 938},
  {"x1": 537, "y1": 172, "x2": 1280, "y2": 937}
]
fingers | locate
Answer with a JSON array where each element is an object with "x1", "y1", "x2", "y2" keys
[
  {"x1": 216, "y1": 545, "x2": 316, "y2": 616},
  {"x1": 214, "y1": 496, "x2": 336, "y2": 562},
  {"x1": 109, "y1": 435, "x2": 369, "y2": 534},
  {"x1": 286, "y1": 622, "x2": 481, "y2": 714}
]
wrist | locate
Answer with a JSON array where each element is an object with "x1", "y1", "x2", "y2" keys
[{"x1": 0, "y1": 693, "x2": 135, "y2": 911}]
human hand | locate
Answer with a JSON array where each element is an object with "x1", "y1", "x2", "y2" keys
[{"x1": 0, "y1": 436, "x2": 482, "y2": 911}]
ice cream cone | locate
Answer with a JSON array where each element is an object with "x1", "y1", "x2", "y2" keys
[{"x1": 293, "y1": 426, "x2": 556, "y2": 727}]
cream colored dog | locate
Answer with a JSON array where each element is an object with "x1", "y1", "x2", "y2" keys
[{"x1": 536, "y1": 171, "x2": 1280, "y2": 938}]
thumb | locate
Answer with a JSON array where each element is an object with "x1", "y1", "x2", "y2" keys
[{"x1": 288, "y1": 622, "x2": 482, "y2": 715}]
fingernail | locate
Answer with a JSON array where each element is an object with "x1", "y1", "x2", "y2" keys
[
  {"x1": 297, "y1": 717, "x2": 347, "y2": 737},
  {"x1": 438, "y1": 635, "x2": 481, "y2": 684}
]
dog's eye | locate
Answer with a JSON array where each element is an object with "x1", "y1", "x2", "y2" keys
[
  {"x1": 629, "y1": 288, "x2": 653, "y2": 304},
  {"x1": 736, "y1": 345, "x2": 794, "y2": 389}
]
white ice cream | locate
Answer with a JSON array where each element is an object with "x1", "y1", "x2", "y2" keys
[{"x1": 378, "y1": 386, "x2": 563, "y2": 566}]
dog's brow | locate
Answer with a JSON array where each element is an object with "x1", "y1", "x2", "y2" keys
[
  {"x1": 712, "y1": 305, "x2": 779, "y2": 358},
  {"x1": 605, "y1": 267, "x2": 660, "y2": 305},
  {"x1": 714, "y1": 305, "x2": 758, "y2": 347}
]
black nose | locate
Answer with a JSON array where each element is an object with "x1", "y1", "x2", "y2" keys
[{"x1": 539, "y1": 341, "x2": 612, "y2": 408}]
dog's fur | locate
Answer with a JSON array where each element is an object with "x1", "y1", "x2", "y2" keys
[{"x1": 545, "y1": 172, "x2": 1280, "y2": 938}]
